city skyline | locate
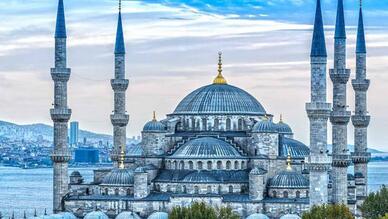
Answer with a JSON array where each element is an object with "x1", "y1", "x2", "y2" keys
[{"x1": 1, "y1": 0, "x2": 388, "y2": 150}]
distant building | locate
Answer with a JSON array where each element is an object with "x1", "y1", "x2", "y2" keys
[
  {"x1": 74, "y1": 147, "x2": 99, "y2": 164},
  {"x1": 69, "y1": 121, "x2": 79, "y2": 147}
]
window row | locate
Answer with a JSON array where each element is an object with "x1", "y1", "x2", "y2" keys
[
  {"x1": 166, "y1": 160, "x2": 247, "y2": 170},
  {"x1": 176, "y1": 118, "x2": 247, "y2": 131},
  {"x1": 155, "y1": 184, "x2": 248, "y2": 195}
]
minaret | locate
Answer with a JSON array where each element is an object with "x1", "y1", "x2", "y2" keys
[
  {"x1": 50, "y1": 0, "x2": 72, "y2": 213},
  {"x1": 329, "y1": 0, "x2": 352, "y2": 204},
  {"x1": 352, "y1": 0, "x2": 370, "y2": 207},
  {"x1": 305, "y1": 0, "x2": 331, "y2": 206},
  {"x1": 110, "y1": 0, "x2": 129, "y2": 166}
]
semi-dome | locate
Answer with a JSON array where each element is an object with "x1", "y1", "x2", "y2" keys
[
  {"x1": 246, "y1": 213, "x2": 270, "y2": 219},
  {"x1": 252, "y1": 119, "x2": 278, "y2": 133},
  {"x1": 183, "y1": 171, "x2": 217, "y2": 183},
  {"x1": 277, "y1": 120, "x2": 293, "y2": 135},
  {"x1": 280, "y1": 214, "x2": 301, "y2": 219},
  {"x1": 279, "y1": 137, "x2": 310, "y2": 159},
  {"x1": 147, "y1": 212, "x2": 169, "y2": 219},
  {"x1": 116, "y1": 211, "x2": 141, "y2": 219},
  {"x1": 101, "y1": 168, "x2": 134, "y2": 186},
  {"x1": 269, "y1": 171, "x2": 309, "y2": 189},
  {"x1": 127, "y1": 144, "x2": 144, "y2": 157},
  {"x1": 172, "y1": 84, "x2": 266, "y2": 116},
  {"x1": 84, "y1": 211, "x2": 109, "y2": 219},
  {"x1": 170, "y1": 137, "x2": 243, "y2": 159}
]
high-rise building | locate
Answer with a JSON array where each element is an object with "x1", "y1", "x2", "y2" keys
[{"x1": 69, "y1": 121, "x2": 79, "y2": 147}]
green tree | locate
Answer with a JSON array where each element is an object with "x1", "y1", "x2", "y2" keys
[
  {"x1": 361, "y1": 185, "x2": 388, "y2": 219},
  {"x1": 381, "y1": 213, "x2": 388, "y2": 219},
  {"x1": 302, "y1": 204, "x2": 354, "y2": 219},
  {"x1": 169, "y1": 202, "x2": 239, "y2": 219}
]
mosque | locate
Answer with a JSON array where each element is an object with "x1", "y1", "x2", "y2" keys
[{"x1": 40, "y1": 0, "x2": 371, "y2": 218}]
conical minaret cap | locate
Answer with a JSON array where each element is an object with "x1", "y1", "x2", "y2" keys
[
  {"x1": 356, "y1": 1, "x2": 366, "y2": 53},
  {"x1": 335, "y1": 0, "x2": 346, "y2": 39},
  {"x1": 55, "y1": 0, "x2": 67, "y2": 38},
  {"x1": 115, "y1": 0, "x2": 125, "y2": 54},
  {"x1": 310, "y1": 0, "x2": 327, "y2": 57}
]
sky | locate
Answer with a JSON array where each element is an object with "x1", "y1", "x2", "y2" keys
[{"x1": 0, "y1": 0, "x2": 388, "y2": 150}]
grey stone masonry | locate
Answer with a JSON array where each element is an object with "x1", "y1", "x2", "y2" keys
[
  {"x1": 50, "y1": 25, "x2": 72, "y2": 214},
  {"x1": 306, "y1": 56, "x2": 332, "y2": 206},
  {"x1": 111, "y1": 52, "x2": 129, "y2": 165},
  {"x1": 330, "y1": 35, "x2": 351, "y2": 204}
]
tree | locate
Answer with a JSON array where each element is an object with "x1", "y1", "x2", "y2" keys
[
  {"x1": 169, "y1": 202, "x2": 239, "y2": 219},
  {"x1": 360, "y1": 185, "x2": 388, "y2": 219},
  {"x1": 381, "y1": 213, "x2": 388, "y2": 219},
  {"x1": 302, "y1": 204, "x2": 354, "y2": 219}
]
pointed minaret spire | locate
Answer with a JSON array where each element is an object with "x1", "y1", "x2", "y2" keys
[
  {"x1": 311, "y1": 0, "x2": 327, "y2": 57},
  {"x1": 115, "y1": 0, "x2": 125, "y2": 54},
  {"x1": 55, "y1": 0, "x2": 67, "y2": 38},
  {"x1": 335, "y1": 0, "x2": 346, "y2": 39},
  {"x1": 356, "y1": 0, "x2": 366, "y2": 54}
]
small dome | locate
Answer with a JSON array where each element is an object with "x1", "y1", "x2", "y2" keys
[
  {"x1": 143, "y1": 116, "x2": 166, "y2": 132},
  {"x1": 48, "y1": 215, "x2": 64, "y2": 219},
  {"x1": 183, "y1": 171, "x2": 217, "y2": 183},
  {"x1": 147, "y1": 212, "x2": 169, "y2": 219},
  {"x1": 59, "y1": 212, "x2": 77, "y2": 219},
  {"x1": 250, "y1": 167, "x2": 267, "y2": 175},
  {"x1": 116, "y1": 211, "x2": 141, "y2": 219},
  {"x1": 246, "y1": 213, "x2": 270, "y2": 219},
  {"x1": 280, "y1": 214, "x2": 301, "y2": 219},
  {"x1": 84, "y1": 211, "x2": 109, "y2": 219},
  {"x1": 101, "y1": 168, "x2": 134, "y2": 186},
  {"x1": 127, "y1": 144, "x2": 144, "y2": 157},
  {"x1": 269, "y1": 171, "x2": 309, "y2": 189},
  {"x1": 279, "y1": 137, "x2": 310, "y2": 159},
  {"x1": 70, "y1": 171, "x2": 82, "y2": 177},
  {"x1": 277, "y1": 120, "x2": 293, "y2": 135},
  {"x1": 252, "y1": 120, "x2": 278, "y2": 133},
  {"x1": 170, "y1": 137, "x2": 242, "y2": 159}
]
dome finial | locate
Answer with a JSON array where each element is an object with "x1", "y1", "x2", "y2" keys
[
  {"x1": 118, "y1": 148, "x2": 125, "y2": 169},
  {"x1": 280, "y1": 114, "x2": 283, "y2": 123},
  {"x1": 286, "y1": 151, "x2": 292, "y2": 171},
  {"x1": 153, "y1": 111, "x2": 157, "y2": 121},
  {"x1": 119, "y1": 0, "x2": 122, "y2": 13},
  {"x1": 213, "y1": 52, "x2": 227, "y2": 84}
]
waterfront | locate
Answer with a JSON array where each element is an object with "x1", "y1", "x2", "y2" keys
[{"x1": 1, "y1": 162, "x2": 388, "y2": 218}]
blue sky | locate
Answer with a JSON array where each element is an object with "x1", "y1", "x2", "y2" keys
[{"x1": 0, "y1": 0, "x2": 387, "y2": 150}]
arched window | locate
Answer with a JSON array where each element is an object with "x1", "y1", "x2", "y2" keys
[
  {"x1": 226, "y1": 161, "x2": 231, "y2": 170},
  {"x1": 217, "y1": 161, "x2": 222, "y2": 170},
  {"x1": 173, "y1": 161, "x2": 177, "y2": 169},
  {"x1": 189, "y1": 161, "x2": 194, "y2": 170},
  {"x1": 167, "y1": 185, "x2": 171, "y2": 192},
  {"x1": 183, "y1": 185, "x2": 187, "y2": 193},
  {"x1": 202, "y1": 118, "x2": 207, "y2": 130},
  {"x1": 226, "y1": 118, "x2": 231, "y2": 131},
  {"x1": 272, "y1": 191, "x2": 277, "y2": 198},
  {"x1": 218, "y1": 185, "x2": 222, "y2": 194},
  {"x1": 191, "y1": 118, "x2": 196, "y2": 130},
  {"x1": 283, "y1": 191, "x2": 288, "y2": 198},
  {"x1": 207, "y1": 161, "x2": 212, "y2": 170},
  {"x1": 86, "y1": 188, "x2": 90, "y2": 195},
  {"x1": 194, "y1": 186, "x2": 199, "y2": 194},
  {"x1": 179, "y1": 161, "x2": 184, "y2": 170},
  {"x1": 115, "y1": 188, "x2": 119, "y2": 195},
  {"x1": 228, "y1": 186, "x2": 233, "y2": 193},
  {"x1": 127, "y1": 188, "x2": 131, "y2": 195},
  {"x1": 241, "y1": 161, "x2": 245, "y2": 169},
  {"x1": 296, "y1": 191, "x2": 301, "y2": 198},
  {"x1": 197, "y1": 161, "x2": 203, "y2": 170},
  {"x1": 306, "y1": 191, "x2": 309, "y2": 197},
  {"x1": 207, "y1": 186, "x2": 212, "y2": 194},
  {"x1": 176, "y1": 122, "x2": 183, "y2": 131},
  {"x1": 214, "y1": 118, "x2": 219, "y2": 131},
  {"x1": 196, "y1": 119, "x2": 200, "y2": 131},
  {"x1": 238, "y1": 118, "x2": 244, "y2": 131},
  {"x1": 234, "y1": 161, "x2": 239, "y2": 169},
  {"x1": 241, "y1": 185, "x2": 247, "y2": 193},
  {"x1": 104, "y1": 188, "x2": 108, "y2": 195},
  {"x1": 156, "y1": 184, "x2": 161, "y2": 192}
]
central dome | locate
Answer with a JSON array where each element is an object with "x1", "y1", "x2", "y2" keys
[{"x1": 172, "y1": 84, "x2": 266, "y2": 115}]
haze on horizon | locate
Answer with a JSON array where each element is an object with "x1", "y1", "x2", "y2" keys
[{"x1": 0, "y1": 0, "x2": 388, "y2": 151}]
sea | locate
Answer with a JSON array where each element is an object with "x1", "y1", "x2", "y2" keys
[{"x1": 0, "y1": 162, "x2": 388, "y2": 218}]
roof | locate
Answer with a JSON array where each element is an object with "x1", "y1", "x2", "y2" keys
[
  {"x1": 279, "y1": 137, "x2": 310, "y2": 159},
  {"x1": 335, "y1": 0, "x2": 346, "y2": 39},
  {"x1": 55, "y1": 0, "x2": 66, "y2": 38},
  {"x1": 143, "y1": 120, "x2": 166, "y2": 132},
  {"x1": 115, "y1": 12, "x2": 125, "y2": 54},
  {"x1": 277, "y1": 121, "x2": 293, "y2": 134},
  {"x1": 172, "y1": 84, "x2": 266, "y2": 116},
  {"x1": 356, "y1": 7, "x2": 366, "y2": 53},
  {"x1": 154, "y1": 169, "x2": 249, "y2": 183},
  {"x1": 252, "y1": 120, "x2": 278, "y2": 133},
  {"x1": 127, "y1": 144, "x2": 144, "y2": 157},
  {"x1": 280, "y1": 214, "x2": 301, "y2": 219},
  {"x1": 147, "y1": 212, "x2": 169, "y2": 219},
  {"x1": 70, "y1": 171, "x2": 82, "y2": 177},
  {"x1": 84, "y1": 211, "x2": 108, "y2": 219},
  {"x1": 268, "y1": 171, "x2": 309, "y2": 189},
  {"x1": 250, "y1": 167, "x2": 267, "y2": 175},
  {"x1": 116, "y1": 212, "x2": 141, "y2": 219},
  {"x1": 101, "y1": 168, "x2": 134, "y2": 186},
  {"x1": 311, "y1": 0, "x2": 327, "y2": 57},
  {"x1": 170, "y1": 137, "x2": 243, "y2": 159},
  {"x1": 246, "y1": 213, "x2": 270, "y2": 219}
]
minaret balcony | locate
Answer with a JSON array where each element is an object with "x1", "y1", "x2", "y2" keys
[
  {"x1": 332, "y1": 154, "x2": 352, "y2": 167},
  {"x1": 111, "y1": 114, "x2": 129, "y2": 127},
  {"x1": 351, "y1": 115, "x2": 370, "y2": 127},
  {"x1": 352, "y1": 79, "x2": 370, "y2": 91},
  {"x1": 306, "y1": 102, "x2": 331, "y2": 118},
  {"x1": 329, "y1": 69, "x2": 351, "y2": 84},
  {"x1": 51, "y1": 68, "x2": 71, "y2": 82},
  {"x1": 305, "y1": 156, "x2": 331, "y2": 171},
  {"x1": 351, "y1": 152, "x2": 371, "y2": 164},
  {"x1": 50, "y1": 108, "x2": 72, "y2": 122},
  {"x1": 111, "y1": 79, "x2": 129, "y2": 91},
  {"x1": 330, "y1": 110, "x2": 351, "y2": 124}
]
